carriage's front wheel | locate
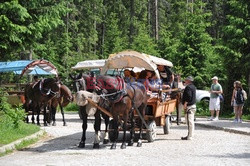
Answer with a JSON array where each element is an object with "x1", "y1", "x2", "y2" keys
[{"x1": 146, "y1": 120, "x2": 157, "y2": 142}]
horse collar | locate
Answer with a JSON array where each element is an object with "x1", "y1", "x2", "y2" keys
[{"x1": 101, "y1": 76, "x2": 127, "y2": 103}]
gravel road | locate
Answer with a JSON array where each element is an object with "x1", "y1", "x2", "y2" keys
[{"x1": 0, "y1": 113, "x2": 249, "y2": 166}]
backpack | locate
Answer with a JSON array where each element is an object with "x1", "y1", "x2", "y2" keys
[
  {"x1": 219, "y1": 94, "x2": 224, "y2": 103},
  {"x1": 236, "y1": 89, "x2": 244, "y2": 104}
]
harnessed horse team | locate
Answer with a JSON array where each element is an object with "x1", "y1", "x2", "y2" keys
[
  {"x1": 24, "y1": 78, "x2": 73, "y2": 126},
  {"x1": 71, "y1": 73, "x2": 150, "y2": 149},
  {"x1": 23, "y1": 71, "x2": 173, "y2": 150}
]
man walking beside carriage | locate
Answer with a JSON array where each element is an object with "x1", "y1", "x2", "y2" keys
[{"x1": 181, "y1": 76, "x2": 196, "y2": 140}]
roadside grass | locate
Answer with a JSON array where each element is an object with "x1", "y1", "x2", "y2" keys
[
  {"x1": 64, "y1": 103, "x2": 78, "y2": 112},
  {"x1": 0, "y1": 132, "x2": 46, "y2": 157},
  {"x1": 0, "y1": 121, "x2": 40, "y2": 145},
  {"x1": 15, "y1": 137, "x2": 40, "y2": 150},
  {"x1": 0, "y1": 149, "x2": 13, "y2": 157}
]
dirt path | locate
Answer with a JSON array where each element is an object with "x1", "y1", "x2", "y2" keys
[{"x1": 0, "y1": 113, "x2": 249, "y2": 165}]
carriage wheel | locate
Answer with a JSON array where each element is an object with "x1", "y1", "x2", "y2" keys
[
  {"x1": 146, "y1": 120, "x2": 157, "y2": 142},
  {"x1": 163, "y1": 115, "x2": 171, "y2": 134}
]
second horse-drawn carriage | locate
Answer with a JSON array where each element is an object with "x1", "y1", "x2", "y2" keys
[{"x1": 0, "y1": 59, "x2": 73, "y2": 126}]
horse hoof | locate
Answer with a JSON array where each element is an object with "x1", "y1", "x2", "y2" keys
[
  {"x1": 128, "y1": 141, "x2": 134, "y2": 146},
  {"x1": 93, "y1": 143, "x2": 100, "y2": 149},
  {"x1": 78, "y1": 142, "x2": 85, "y2": 148},
  {"x1": 52, "y1": 122, "x2": 56, "y2": 126},
  {"x1": 137, "y1": 142, "x2": 142, "y2": 147},
  {"x1": 110, "y1": 143, "x2": 116, "y2": 149},
  {"x1": 63, "y1": 122, "x2": 67, "y2": 126},
  {"x1": 103, "y1": 139, "x2": 109, "y2": 144},
  {"x1": 121, "y1": 143, "x2": 126, "y2": 149},
  {"x1": 44, "y1": 123, "x2": 48, "y2": 126}
]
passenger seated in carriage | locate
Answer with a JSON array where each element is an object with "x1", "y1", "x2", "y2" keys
[
  {"x1": 33, "y1": 75, "x2": 39, "y2": 83},
  {"x1": 138, "y1": 70, "x2": 170, "y2": 98},
  {"x1": 31, "y1": 75, "x2": 40, "y2": 88},
  {"x1": 123, "y1": 69, "x2": 136, "y2": 83}
]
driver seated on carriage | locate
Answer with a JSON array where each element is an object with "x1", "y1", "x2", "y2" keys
[{"x1": 157, "y1": 65, "x2": 174, "y2": 88}]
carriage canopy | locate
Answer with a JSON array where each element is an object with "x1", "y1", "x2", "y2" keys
[
  {"x1": 0, "y1": 59, "x2": 58, "y2": 76},
  {"x1": 71, "y1": 59, "x2": 106, "y2": 70},
  {"x1": 101, "y1": 50, "x2": 173, "y2": 78}
]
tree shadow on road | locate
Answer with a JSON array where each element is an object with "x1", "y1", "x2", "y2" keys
[{"x1": 204, "y1": 153, "x2": 250, "y2": 159}]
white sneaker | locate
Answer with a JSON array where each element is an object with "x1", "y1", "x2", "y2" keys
[
  {"x1": 233, "y1": 119, "x2": 238, "y2": 123},
  {"x1": 213, "y1": 117, "x2": 219, "y2": 121},
  {"x1": 238, "y1": 119, "x2": 242, "y2": 123},
  {"x1": 207, "y1": 117, "x2": 214, "y2": 121}
]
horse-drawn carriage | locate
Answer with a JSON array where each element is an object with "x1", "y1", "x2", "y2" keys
[
  {"x1": 72, "y1": 50, "x2": 181, "y2": 149},
  {"x1": 100, "y1": 50, "x2": 180, "y2": 142},
  {"x1": 0, "y1": 60, "x2": 57, "y2": 106},
  {"x1": 0, "y1": 60, "x2": 71, "y2": 126}
]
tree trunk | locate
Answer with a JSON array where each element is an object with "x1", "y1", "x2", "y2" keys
[
  {"x1": 155, "y1": 0, "x2": 158, "y2": 41},
  {"x1": 148, "y1": 0, "x2": 151, "y2": 33},
  {"x1": 248, "y1": 74, "x2": 250, "y2": 98},
  {"x1": 93, "y1": 3, "x2": 97, "y2": 55},
  {"x1": 129, "y1": 0, "x2": 135, "y2": 45},
  {"x1": 101, "y1": 0, "x2": 106, "y2": 57}
]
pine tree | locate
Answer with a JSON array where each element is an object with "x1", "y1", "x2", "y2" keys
[
  {"x1": 219, "y1": 0, "x2": 250, "y2": 113},
  {"x1": 175, "y1": 1, "x2": 214, "y2": 88}
]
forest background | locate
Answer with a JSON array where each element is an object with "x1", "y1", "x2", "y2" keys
[{"x1": 0, "y1": 0, "x2": 249, "y2": 115}]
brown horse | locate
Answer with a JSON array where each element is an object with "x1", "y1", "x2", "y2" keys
[
  {"x1": 24, "y1": 78, "x2": 61, "y2": 126},
  {"x1": 49, "y1": 84, "x2": 74, "y2": 126},
  {"x1": 96, "y1": 75, "x2": 148, "y2": 149},
  {"x1": 70, "y1": 73, "x2": 110, "y2": 149}
]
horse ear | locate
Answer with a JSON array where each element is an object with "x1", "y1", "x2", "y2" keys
[
  {"x1": 79, "y1": 73, "x2": 83, "y2": 78},
  {"x1": 69, "y1": 73, "x2": 73, "y2": 80},
  {"x1": 69, "y1": 74, "x2": 74, "y2": 80}
]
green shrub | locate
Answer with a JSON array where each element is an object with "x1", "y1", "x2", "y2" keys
[
  {"x1": 196, "y1": 100, "x2": 210, "y2": 116},
  {"x1": 0, "y1": 89, "x2": 26, "y2": 129},
  {"x1": 64, "y1": 103, "x2": 78, "y2": 112},
  {"x1": 242, "y1": 114, "x2": 250, "y2": 120}
]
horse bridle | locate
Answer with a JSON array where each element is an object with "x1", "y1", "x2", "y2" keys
[
  {"x1": 73, "y1": 77, "x2": 88, "y2": 92},
  {"x1": 39, "y1": 79, "x2": 60, "y2": 97}
]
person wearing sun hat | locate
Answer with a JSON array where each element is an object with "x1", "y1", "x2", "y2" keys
[
  {"x1": 181, "y1": 76, "x2": 196, "y2": 140},
  {"x1": 208, "y1": 76, "x2": 223, "y2": 121}
]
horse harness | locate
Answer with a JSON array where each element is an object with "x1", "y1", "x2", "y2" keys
[
  {"x1": 97, "y1": 76, "x2": 151, "y2": 130},
  {"x1": 38, "y1": 79, "x2": 60, "y2": 97},
  {"x1": 99, "y1": 76, "x2": 130, "y2": 104}
]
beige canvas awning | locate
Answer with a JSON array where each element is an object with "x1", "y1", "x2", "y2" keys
[
  {"x1": 72, "y1": 59, "x2": 106, "y2": 70},
  {"x1": 101, "y1": 50, "x2": 173, "y2": 78}
]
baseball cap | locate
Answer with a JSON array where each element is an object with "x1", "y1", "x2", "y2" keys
[
  {"x1": 212, "y1": 76, "x2": 218, "y2": 80},
  {"x1": 185, "y1": 76, "x2": 194, "y2": 82}
]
